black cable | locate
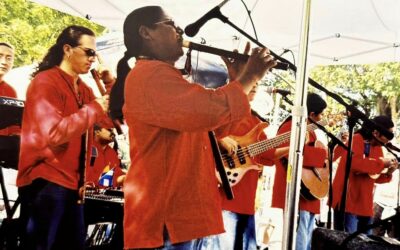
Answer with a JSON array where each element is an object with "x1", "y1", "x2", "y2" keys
[
  {"x1": 283, "y1": 49, "x2": 296, "y2": 67},
  {"x1": 240, "y1": 0, "x2": 259, "y2": 41}
]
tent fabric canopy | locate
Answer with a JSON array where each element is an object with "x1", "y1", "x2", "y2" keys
[{"x1": 30, "y1": 0, "x2": 400, "y2": 66}]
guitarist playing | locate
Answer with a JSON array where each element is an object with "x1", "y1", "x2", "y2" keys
[
  {"x1": 331, "y1": 115, "x2": 398, "y2": 234},
  {"x1": 271, "y1": 93, "x2": 328, "y2": 250},
  {"x1": 216, "y1": 84, "x2": 290, "y2": 250}
]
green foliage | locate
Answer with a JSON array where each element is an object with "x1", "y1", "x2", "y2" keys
[
  {"x1": 309, "y1": 63, "x2": 400, "y2": 118},
  {"x1": 0, "y1": 0, "x2": 106, "y2": 67}
]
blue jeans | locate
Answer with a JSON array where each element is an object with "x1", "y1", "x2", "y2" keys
[
  {"x1": 344, "y1": 212, "x2": 373, "y2": 235},
  {"x1": 19, "y1": 179, "x2": 85, "y2": 250},
  {"x1": 217, "y1": 210, "x2": 257, "y2": 250},
  {"x1": 149, "y1": 227, "x2": 216, "y2": 250},
  {"x1": 295, "y1": 210, "x2": 315, "y2": 250}
]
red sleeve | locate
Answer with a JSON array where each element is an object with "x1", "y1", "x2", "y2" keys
[
  {"x1": 350, "y1": 135, "x2": 385, "y2": 174},
  {"x1": 375, "y1": 173, "x2": 392, "y2": 183},
  {"x1": 26, "y1": 75, "x2": 106, "y2": 147}
]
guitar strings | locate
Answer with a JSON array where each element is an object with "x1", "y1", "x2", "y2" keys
[{"x1": 220, "y1": 123, "x2": 321, "y2": 163}]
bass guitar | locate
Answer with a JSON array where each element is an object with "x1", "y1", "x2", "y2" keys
[{"x1": 217, "y1": 120, "x2": 327, "y2": 188}]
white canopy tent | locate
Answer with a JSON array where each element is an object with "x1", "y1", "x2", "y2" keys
[
  {"x1": 3, "y1": 1, "x2": 399, "y2": 248},
  {"x1": 29, "y1": 0, "x2": 400, "y2": 65}
]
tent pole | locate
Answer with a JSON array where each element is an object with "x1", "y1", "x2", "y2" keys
[{"x1": 282, "y1": 0, "x2": 313, "y2": 249}]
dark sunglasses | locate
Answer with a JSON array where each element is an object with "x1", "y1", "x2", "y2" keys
[
  {"x1": 153, "y1": 19, "x2": 177, "y2": 28},
  {"x1": 76, "y1": 46, "x2": 97, "y2": 57}
]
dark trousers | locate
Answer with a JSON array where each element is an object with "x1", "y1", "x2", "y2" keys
[{"x1": 18, "y1": 179, "x2": 85, "y2": 250}]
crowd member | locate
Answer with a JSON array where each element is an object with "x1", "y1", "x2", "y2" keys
[
  {"x1": 372, "y1": 168, "x2": 400, "y2": 240},
  {"x1": 331, "y1": 115, "x2": 398, "y2": 234},
  {"x1": 86, "y1": 124, "x2": 125, "y2": 188},
  {"x1": 216, "y1": 84, "x2": 289, "y2": 250},
  {"x1": 271, "y1": 93, "x2": 328, "y2": 250},
  {"x1": 16, "y1": 25, "x2": 113, "y2": 250},
  {"x1": 0, "y1": 42, "x2": 20, "y2": 135},
  {"x1": 116, "y1": 5, "x2": 277, "y2": 249}
]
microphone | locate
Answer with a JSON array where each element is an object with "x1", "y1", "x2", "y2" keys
[
  {"x1": 184, "y1": 0, "x2": 229, "y2": 37},
  {"x1": 266, "y1": 87, "x2": 291, "y2": 96}
]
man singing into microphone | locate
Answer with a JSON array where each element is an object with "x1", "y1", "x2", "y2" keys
[{"x1": 115, "y1": 5, "x2": 277, "y2": 249}]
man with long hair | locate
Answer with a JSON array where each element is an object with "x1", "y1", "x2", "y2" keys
[
  {"x1": 17, "y1": 25, "x2": 113, "y2": 249},
  {"x1": 116, "y1": 6, "x2": 277, "y2": 249}
]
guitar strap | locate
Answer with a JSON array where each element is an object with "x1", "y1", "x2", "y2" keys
[{"x1": 251, "y1": 109, "x2": 268, "y2": 123}]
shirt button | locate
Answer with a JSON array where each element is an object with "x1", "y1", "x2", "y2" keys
[{"x1": 203, "y1": 146, "x2": 207, "y2": 150}]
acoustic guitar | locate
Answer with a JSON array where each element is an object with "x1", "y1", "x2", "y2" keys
[{"x1": 217, "y1": 120, "x2": 327, "y2": 190}]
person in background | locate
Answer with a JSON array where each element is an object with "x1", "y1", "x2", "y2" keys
[
  {"x1": 331, "y1": 115, "x2": 398, "y2": 234},
  {"x1": 0, "y1": 42, "x2": 20, "y2": 135},
  {"x1": 16, "y1": 25, "x2": 113, "y2": 250},
  {"x1": 372, "y1": 167, "x2": 400, "y2": 240},
  {"x1": 86, "y1": 123, "x2": 125, "y2": 188},
  {"x1": 116, "y1": 5, "x2": 277, "y2": 249},
  {"x1": 216, "y1": 84, "x2": 290, "y2": 250},
  {"x1": 271, "y1": 93, "x2": 328, "y2": 250}
]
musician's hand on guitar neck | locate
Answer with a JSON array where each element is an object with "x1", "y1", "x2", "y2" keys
[{"x1": 219, "y1": 136, "x2": 239, "y2": 156}]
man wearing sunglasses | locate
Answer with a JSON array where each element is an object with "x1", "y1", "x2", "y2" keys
[
  {"x1": 116, "y1": 6, "x2": 277, "y2": 250},
  {"x1": 17, "y1": 25, "x2": 114, "y2": 250}
]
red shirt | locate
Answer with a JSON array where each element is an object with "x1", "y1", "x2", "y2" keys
[
  {"x1": 271, "y1": 119, "x2": 327, "y2": 214},
  {"x1": 86, "y1": 140, "x2": 124, "y2": 188},
  {"x1": 123, "y1": 60, "x2": 251, "y2": 248},
  {"x1": 331, "y1": 133, "x2": 391, "y2": 216},
  {"x1": 0, "y1": 80, "x2": 20, "y2": 135},
  {"x1": 220, "y1": 113, "x2": 275, "y2": 215},
  {"x1": 17, "y1": 67, "x2": 110, "y2": 190}
]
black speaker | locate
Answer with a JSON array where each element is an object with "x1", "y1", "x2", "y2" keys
[{"x1": 312, "y1": 228, "x2": 400, "y2": 250}]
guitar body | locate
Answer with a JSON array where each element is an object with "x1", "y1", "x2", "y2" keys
[
  {"x1": 222, "y1": 122, "x2": 268, "y2": 186},
  {"x1": 301, "y1": 161, "x2": 330, "y2": 200}
]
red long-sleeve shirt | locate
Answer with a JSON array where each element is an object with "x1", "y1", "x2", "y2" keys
[
  {"x1": 123, "y1": 60, "x2": 251, "y2": 248},
  {"x1": 271, "y1": 119, "x2": 327, "y2": 214},
  {"x1": 17, "y1": 67, "x2": 110, "y2": 190},
  {"x1": 86, "y1": 140, "x2": 124, "y2": 188},
  {"x1": 331, "y1": 133, "x2": 391, "y2": 217}
]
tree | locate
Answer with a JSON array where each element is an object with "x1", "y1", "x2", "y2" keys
[
  {"x1": 0, "y1": 0, "x2": 106, "y2": 67},
  {"x1": 309, "y1": 63, "x2": 400, "y2": 133}
]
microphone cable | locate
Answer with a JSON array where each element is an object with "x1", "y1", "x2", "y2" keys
[{"x1": 240, "y1": 0, "x2": 259, "y2": 42}]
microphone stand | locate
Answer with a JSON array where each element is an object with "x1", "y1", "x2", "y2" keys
[
  {"x1": 307, "y1": 118, "x2": 349, "y2": 229},
  {"x1": 205, "y1": 2, "x2": 394, "y2": 242},
  {"x1": 281, "y1": 94, "x2": 293, "y2": 106}
]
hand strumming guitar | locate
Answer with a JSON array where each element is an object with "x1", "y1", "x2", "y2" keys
[{"x1": 219, "y1": 136, "x2": 239, "y2": 156}]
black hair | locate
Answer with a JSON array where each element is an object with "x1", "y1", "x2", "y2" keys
[
  {"x1": 0, "y1": 42, "x2": 14, "y2": 50},
  {"x1": 111, "y1": 6, "x2": 165, "y2": 121},
  {"x1": 93, "y1": 123, "x2": 102, "y2": 132},
  {"x1": 358, "y1": 115, "x2": 394, "y2": 140},
  {"x1": 307, "y1": 93, "x2": 327, "y2": 116},
  {"x1": 32, "y1": 25, "x2": 95, "y2": 77}
]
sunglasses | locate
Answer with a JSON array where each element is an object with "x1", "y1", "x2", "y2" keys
[
  {"x1": 153, "y1": 19, "x2": 177, "y2": 29},
  {"x1": 76, "y1": 46, "x2": 97, "y2": 57}
]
